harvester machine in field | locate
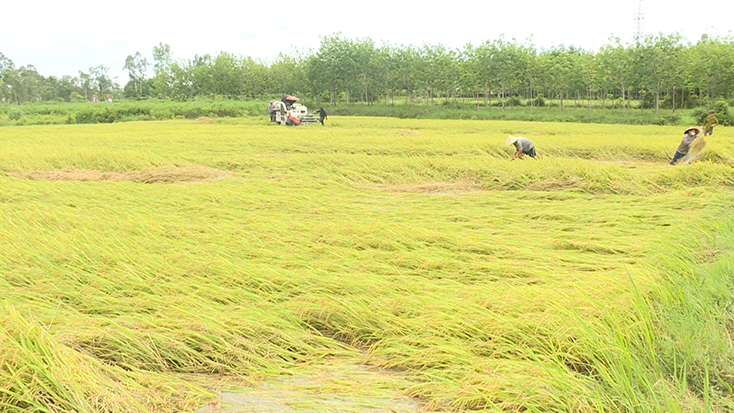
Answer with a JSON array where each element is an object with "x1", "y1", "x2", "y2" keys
[{"x1": 273, "y1": 95, "x2": 318, "y2": 126}]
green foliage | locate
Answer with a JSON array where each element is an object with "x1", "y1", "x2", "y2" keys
[
  {"x1": 494, "y1": 96, "x2": 523, "y2": 107},
  {"x1": 694, "y1": 101, "x2": 732, "y2": 126},
  {"x1": 4, "y1": 33, "x2": 734, "y2": 110},
  {"x1": 75, "y1": 107, "x2": 115, "y2": 123},
  {"x1": 8, "y1": 109, "x2": 23, "y2": 120},
  {"x1": 69, "y1": 92, "x2": 84, "y2": 102},
  {"x1": 693, "y1": 107, "x2": 709, "y2": 125},
  {"x1": 664, "y1": 113, "x2": 682, "y2": 124},
  {"x1": 687, "y1": 94, "x2": 701, "y2": 109},
  {"x1": 318, "y1": 102, "x2": 699, "y2": 126},
  {"x1": 5, "y1": 100, "x2": 266, "y2": 125},
  {"x1": 713, "y1": 101, "x2": 732, "y2": 126},
  {"x1": 0, "y1": 98, "x2": 724, "y2": 127}
]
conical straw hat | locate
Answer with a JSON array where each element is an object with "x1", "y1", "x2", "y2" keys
[{"x1": 505, "y1": 136, "x2": 520, "y2": 146}]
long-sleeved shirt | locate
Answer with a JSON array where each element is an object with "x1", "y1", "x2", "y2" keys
[
  {"x1": 676, "y1": 132, "x2": 698, "y2": 154},
  {"x1": 513, "y1": 137, "x2": 534, "y2": 153},
  {"x1": 703, "y1": 115, "x2": 718, "y2": 131}
]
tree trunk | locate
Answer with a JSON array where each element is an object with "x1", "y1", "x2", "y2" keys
[
  {"x1": 620, "y1": 73, "x2": 626, "y2": 114},
  {"x1": 640, "y1": 91, "x2": 644, "y2": 113},
  {"x1": 558, "y1": 90, "x2": 563, "y2": 112},
  {"x1": 672, "y1": 86, "x2": 676, "y2": 113},
  {"x1": 681, "y1": 90, "x2": 684, "y2": 110},
  {"x1": 501, "y1": 81, "x2": 506, "y2": 111},
  {"x1": 510, "y1": 87, "x2": 514, "y2": 109},
  {"x1": 588, "y1": 86, "x2": 592, "y2": 111},
  {"x1": 529, "y1": 76, "x2": 533, "y2": 112}
]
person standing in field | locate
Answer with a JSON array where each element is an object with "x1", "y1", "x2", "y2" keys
[
  {"x1": 670, "y1": 126, "x2": 700, "y2": 165},
  {"x1": 505, "y1": 136, "x2": 536, "y2": 160},
  {"x1": 268, "y1": 101, "x2": 275, "y2": 122},
  {"x1": 703, "y1": 111, "x2": 719, "y2": 136},
  {"x1": 317, "y1": 107, "x2": 327, "y2": 125}
]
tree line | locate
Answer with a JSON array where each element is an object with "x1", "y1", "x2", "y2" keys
[{"x1": 2, "y1": 33, "x2": 734, "y2": 114}]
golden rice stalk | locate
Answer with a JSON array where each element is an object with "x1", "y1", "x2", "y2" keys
[
  {"x1": 195, "y1": 116, "x2": 215, "y2": 124},
  {"x1": 683, "y1": 136, "x2": 707, "y2": 163}
]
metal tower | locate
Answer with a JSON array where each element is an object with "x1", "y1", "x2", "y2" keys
[{"x1": 633, "y1": 0, "x2": 644, "y2": 43}]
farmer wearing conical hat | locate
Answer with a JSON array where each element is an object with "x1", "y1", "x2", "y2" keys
[
  {"x1": 670, "y1": 126, "x2": 700, "y2": 165},
  {"x1": 505, "y1": 136, "x2": 536, "y2": 160}
]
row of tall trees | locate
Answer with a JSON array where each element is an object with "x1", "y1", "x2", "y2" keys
[
  {"x1": 0, "y1": 53, "x2": 116, "y2": 105},
  {"x1": 2, "y1": 34, "x2": 734, "y2": 113}
]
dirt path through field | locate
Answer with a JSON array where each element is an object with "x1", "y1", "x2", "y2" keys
[
  {"x1": 6, "y1": 165, "x2": 230, "y2": 183},
  {"x1": 196, "y1": 363, "x2": 423, "y2": 412}
]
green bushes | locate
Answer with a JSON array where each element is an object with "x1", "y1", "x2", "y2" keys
[
  {"x1": 713, "y1": 101, "x2": 732, "y2": 126},
  {"x1": 8, "y1": 109, "x2": 23, "y2": 121},
  {"x1": 75, "y1": 107, "x2": 116, "y2": 123},
  {"x1": 693, "y1": 101, "x2": 732, "y2": 127},
  {"x1": 0, "y1": 98, "x2": 730, "y2": 127},
  {"x1": 1, "y1": 99, "x2": 268, "y2": 125}
]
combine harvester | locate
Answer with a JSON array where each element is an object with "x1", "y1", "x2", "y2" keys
[{"x1": 273, "y1": 95, "x2": 318, "y2": 126}]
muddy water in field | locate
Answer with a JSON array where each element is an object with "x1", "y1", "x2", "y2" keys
[{"x1": 196, "y1": 364, "x2": 422, "y2": 413}]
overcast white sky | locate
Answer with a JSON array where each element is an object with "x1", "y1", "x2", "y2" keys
[{"x1": 2, "y1": 0, "x2": 732, "y2": 86}]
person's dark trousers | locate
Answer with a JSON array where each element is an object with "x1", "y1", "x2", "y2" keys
[{"x1": 670, "y1": 150, "x2": 686, "y2": 164}]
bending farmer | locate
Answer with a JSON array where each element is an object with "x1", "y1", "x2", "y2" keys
[
  {"x1": 670, "y1": 126, "x2": 700, "y2": 165},
  {"x1": 505, "y1": 136, "x2": 536, "y2": 160}
]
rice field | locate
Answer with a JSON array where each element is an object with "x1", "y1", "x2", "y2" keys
[{"x1": 1, "y1": 117, "x2": 734, "y2": 412}]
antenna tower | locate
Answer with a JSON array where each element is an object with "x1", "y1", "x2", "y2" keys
[{"x1": 633, "y1": 0, "x2": 644, "y2": 43}]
